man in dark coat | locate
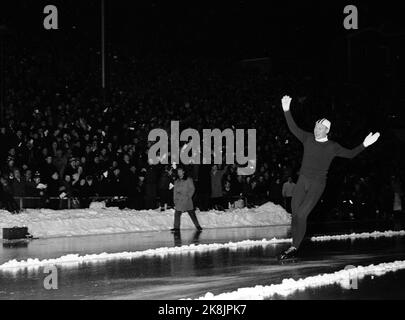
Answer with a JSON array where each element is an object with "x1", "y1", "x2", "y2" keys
[
  {"x1": 171, "y1": 166, "x2": 202, "y2": 232},
  {"x1": 11, "y1": 169, "x2": 27, "y2": 198},
  {"x1": 0, "y1": 176, "x2": 20, "y2": 213}
]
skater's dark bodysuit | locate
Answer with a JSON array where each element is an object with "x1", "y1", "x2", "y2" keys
[
  {"x1": 284, "y1": 110, "x2": 365, "y2": 249},
  {"x1": 278, "y1": 95, "x2": 379, "y2": 260}
]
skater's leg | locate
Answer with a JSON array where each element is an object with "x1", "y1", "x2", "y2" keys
[
  {"x1": 173, "y1": 210, "x2": 182, "y2": 229},
  {"x1": 291, "y1": 176, "x2": 308, "y2": 213},
  {"x1": 290, "y1": 176, "x2": 308, "y2": 245},
  {"x1": 187, "y1": 210, "x2": 202, "y2": 230},
  {"x1": 292, "y1": 180, "x2": 326, "y2": 249}
]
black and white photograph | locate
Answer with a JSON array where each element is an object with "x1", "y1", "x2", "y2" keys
[{"x1": 0, "y1": 0, "x2": 405, "y2": 306}]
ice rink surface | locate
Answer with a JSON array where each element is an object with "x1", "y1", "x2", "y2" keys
[{"x1": 1, "y1": 222, "x2": 405, "y2": 300}]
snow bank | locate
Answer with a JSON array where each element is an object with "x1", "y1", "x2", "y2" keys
[
  {"x1": 194, "y1": 260, "x2": 405, "y2": 300},
  {"x1": 0, "y1": 202, "x2": 290, "y2": 239},
  {"x1": 0, "y1": 238, "x2": 292, "y2": 272}
]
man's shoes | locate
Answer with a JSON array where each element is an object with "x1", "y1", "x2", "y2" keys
[{"x1": 278, "y1": 246, "x2": 298, "y2": 261}]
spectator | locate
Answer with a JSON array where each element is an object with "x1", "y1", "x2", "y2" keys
[
  {"x1": 144, "y1": 160, "x2": 159, "y2": 209},
  {"x1": 80, "y1": 176, "x2": 99, "y2": 208},
  {"x1": 269, "y1": 177, "x2": 283, "y2": 206},
  {"x1": 0, "y1": 49, "x2": 401, "y2": 218},
  {"x1": 391, "y1": 176, "x2": 403, "y2": 218},
  {"x1": 40, "y1": 156, "x2": 57, "y2": 184},
  {"x1": 282, "y1": 176, "x2": 296, "y2": 213},
  {"x1": 210, "y1": 165, "x2": 227, "y2": 210},
  {"x1": 232, "y1": 175, "x2": 245, "y2": 197},
  {"x1": 197, "y1": 164, "x2": 211, "y2": 211},
  {"x1": 60, "y1": 174, "x2": 74, "y2": 198},
  {"x1": 47, "y1": 172, "x2": 60, "y2": 198},
  {"x1": 0, "y1": 175, "x2": 20, "y2": 213},
  {"x1": 108, "y1": 169, "x2": 124, "y2": 196},
  {"x1": 65, "y1": 158, "x2": 79, "y2": 177},
  {"x1": 24, "y1": 170, "x2": 37, "y2": 196},
  {"x1": 171, "y1": 166, "x2": 202, "y2": 232},
  {"x1": 82, "y1": 176, "x2": 98, "y2": 197},
  {"x1": 158, "y1": 165, "x2": 173, "y2": 211},
  {"x1": 11, "y1": 169, "x2": 27, "y2": 198},
  {"x1": 133, "y1": 175, "x2": 146, "y2": 210},
  {"x1": 223, "y1": 180, "x2": 234, "y2": 208}
]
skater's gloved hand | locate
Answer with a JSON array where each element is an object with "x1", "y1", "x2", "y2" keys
[
  {"x1": 363, "y1": 132, "x2": 381, "y2": 147},
  {"x1": 281, "y1": 96, "x2": 292, "y2": 112}
]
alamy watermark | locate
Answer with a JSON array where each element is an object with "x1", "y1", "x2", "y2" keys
[
  {"x1": 343, "y1": 5, "x2": 359, "y2": 30},
  {"x1": 43, "y1": 5, "x2": 58, "y2": 30},
  {"x1": 340, "y1": 265, "x2": 359, "y2": 290},
  {"x1": 43, "y1": 265, "x2": 58, "y2": 290},
  {"x1": 148, "y1": 121, "x2": 256, "y2": 175},
  {"x1": 41, "y1": 5, "x2": 358, "y2": 32}
]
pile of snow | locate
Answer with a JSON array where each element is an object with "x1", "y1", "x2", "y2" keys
[
  {"x1": 311, "y1": 230, "x2": 405, "y2": 242},
  {"x1": 194, "y1": 260, "x2": 405, "y2": 300},
  {"x1": 0, "y1": 202, "x2": 290, "y2": 239},
  {"x1": 89, "y1": 201, "x2": 107, "y2": 210},
  {"x1": 0, "y1": 238, "x2": 292, "y2": 272}
]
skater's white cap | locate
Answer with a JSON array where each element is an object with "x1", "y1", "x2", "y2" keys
[{"x1": 317, "y1": 118, "x2": 331, "y2": 130}]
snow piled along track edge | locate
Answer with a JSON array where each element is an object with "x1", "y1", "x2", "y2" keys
[{"x1": 1, "y1": 229, "x2": 404, "y2": 272}]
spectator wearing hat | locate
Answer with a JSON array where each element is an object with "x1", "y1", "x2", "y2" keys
[{"x1": 32, "y1": 172, "x2": 47, "y2": 197}]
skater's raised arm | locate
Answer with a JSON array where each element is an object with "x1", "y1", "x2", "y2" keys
[
  {"x1": 334, "y1": 142, "x2": 365, "y2": 159},
  {"x1": 281, "y1": 96, "x2": 310, "y2": 143},
  {"x1": 334, "y1": 132, "x2": 380, "y2": 159}
]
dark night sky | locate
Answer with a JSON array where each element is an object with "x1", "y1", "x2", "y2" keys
[{"x1": 1, "y1": 1, "x2": 405, "y2": 59}]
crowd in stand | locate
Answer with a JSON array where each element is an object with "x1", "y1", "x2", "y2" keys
[{"x1": 0, "y1": 43, "x2": 404, "y2": 219}]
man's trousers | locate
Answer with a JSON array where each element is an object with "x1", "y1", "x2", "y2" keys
[
  {"x1": 291, "y1": 175, "x2": 326, "y2": 249},
  {"x1": 174, "y1": 210, "x2": 201, "y2": 229}
]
